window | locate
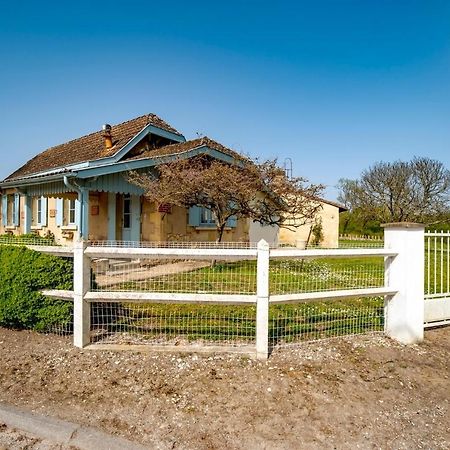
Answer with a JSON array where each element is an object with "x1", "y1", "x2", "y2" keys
[
  {"x1": 188, "y1": 206, "x2": 237, "y2": 228},
  {"x1": 36, "y1": 197, "x2": 42, "y2": 225},
  {"x1": 32, "y1": 196, "x2": 47, "y2": 227},
  {"x1": 123, "y1": 194, "x2": 131, "y2": 229},
  {"x1": 200, "y1": 208, "x2": 216, "y2": 225},
  {"x1": 2, "y1": 193, "x2": 20, "y2": 227},
  {"x1": 55, "y1": 197, "x2": 78, "y2": 228},
  {"x1": 68, "y1": 199, "x2": 76, "y2": 225}
]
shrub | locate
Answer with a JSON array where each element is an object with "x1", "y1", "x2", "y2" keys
[{"x1": 0, "y1": 246, "x2": 73, "y2": 331}]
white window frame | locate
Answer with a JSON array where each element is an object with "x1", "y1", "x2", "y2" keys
[
  {"x1": 68, "y1": 199, "x2": 76, "y2": 225},
  {"x1": 200, "y1": 207, "x2": 216, "y2": 226}
]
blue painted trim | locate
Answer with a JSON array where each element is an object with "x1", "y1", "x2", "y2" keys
[
  {"x1": 188, "y1": 206, "x2": 201, "y2": 226},
  {"x1": 40, "y1": 196, "x2": 48, "y2": 227},
  {"x1": 76, "y1": 146, "x2": 239, "y2": 179},
  {"x1": 1, "y1": 195, "x2": 7, "y2": 226},
  {"x1": 24, "y1": 195, "x2": 32, "y2": 233},
  {"x1": 13, "y1": 194, "x2": 20, "y2": 226},
  {"x1": 78, "y1": 189, "x2": 89, "y2": 239}
]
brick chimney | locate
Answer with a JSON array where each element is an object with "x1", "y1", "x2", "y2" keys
[{"x1": 102, "y1": 124, "x2": 113, "y2": 149}]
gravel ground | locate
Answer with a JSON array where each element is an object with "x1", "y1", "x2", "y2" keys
[{"x1": 0, "y1": 327, "x2": 449, "y2": 449}]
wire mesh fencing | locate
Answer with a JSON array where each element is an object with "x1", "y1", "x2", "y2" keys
[
  {"x1": 90, "y1": 257, "x2": 258, "y2": 295},
  {"x1": 41, "y1": 298, "x2": 74, "y2": 336},
  {"x1": 0, "y1": 233, "x2": 59, "y2": 246},
  {"x1": 90, "y1": 302, "x2": 256, "y2": 347},
  {"x1": 269, "y1": 256, "x2": 385, "y2": 295},
  {"x1": 269, "y1": 297, "x2": 384, "y2": 347},
  {"x1": 338, "y1": 235, "x2": 384, "y2": 249},
  {"x1": 425, "y1": 231, "x2": 450, "y2": 297}
]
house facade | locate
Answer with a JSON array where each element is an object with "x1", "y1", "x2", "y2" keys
[{"x1": 0, "y1": 113, "x2": 342, "y2": 246}]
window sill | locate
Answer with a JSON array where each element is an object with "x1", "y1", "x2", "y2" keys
[
  {"x1": 61, "y1": 225, "x2": 78, "y2": 231},
  {"x1": 5, "y1": 226, "x2": 17, "y2": 230},
  {"x1": 195, "y1": 226, "x2": 232, "y2": 231},
  {"x1": 31, "y1": 226, "x2": 42, "y2": 230}
]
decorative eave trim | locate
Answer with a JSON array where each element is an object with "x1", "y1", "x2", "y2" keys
[{"x1": 75, "y1": 145, "x2": 240, "y2": 179}]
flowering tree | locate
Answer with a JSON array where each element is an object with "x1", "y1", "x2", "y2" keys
[{"x1": 129, "y1": 156, "x2": 323, "y2": 242}]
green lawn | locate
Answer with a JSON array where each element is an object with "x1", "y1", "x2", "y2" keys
[
  {"x1": 91, "y1": 256, "x2": 386, "y2": 344},
  {"x1": 101, "y1": 256, "x2": 385, "y2": 295},
  {"x1": 90, "y1": 297, "x2": 384, "y2": 345}
]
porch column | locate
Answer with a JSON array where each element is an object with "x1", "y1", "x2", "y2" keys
[
  {"x1": 23, "y1": 194, "x2": 32, "y2": 234},
  {"x1": 78, "y1": 188, "x2": 90, "y2": 239},
  {"x1": 107, "y1": 192, "x2": 116, "y2": 241}
]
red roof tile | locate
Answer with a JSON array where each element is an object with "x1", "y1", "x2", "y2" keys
[{"x1": 5, "y1": 114, "x2": 182, "y2": 181}]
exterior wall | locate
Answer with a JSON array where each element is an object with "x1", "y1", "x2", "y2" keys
[
  {"x1": 141, "y1": 199, "x2": 249, "y2": 243},
  {"x1": 88, "y1": 192, "x2": 109, "y2": 241},
  {"x1": 278, "y1": 202, "x2": 340, "y2": 248},
  {"x1": 1, "y1": 191, "x2": 338, "y2": 247}
]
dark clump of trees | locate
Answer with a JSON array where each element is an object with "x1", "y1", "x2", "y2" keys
[
  {"x1": 129, "y1": 156, "x2": 324, "y2": 242},
  {"x1": 337, "y1": 156, "x2": 450, "y2": 231}
]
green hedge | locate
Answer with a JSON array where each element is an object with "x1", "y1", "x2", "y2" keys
[{"x1": 0, "y1": 246, "x2": 73, "y2": 331}]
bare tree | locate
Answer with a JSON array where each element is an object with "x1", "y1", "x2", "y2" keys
[
  {"x1": 337, "y1": 157, "x2": 450, "y2": 223},
  {"x1": 129, "y1": 156, "x2": 324, "y2": 242}
]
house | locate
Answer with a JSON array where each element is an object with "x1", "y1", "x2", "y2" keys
[{"x1": 0, "y1": 113, "x2": 343, "y2": 246}]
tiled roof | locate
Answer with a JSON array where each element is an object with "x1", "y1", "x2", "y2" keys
[
  {"x1": 124, "y1": 137, "x2": 246, "y2": 162},
  {"x1": 5, "y1": 114, "x2": 182, "y2": 181}
]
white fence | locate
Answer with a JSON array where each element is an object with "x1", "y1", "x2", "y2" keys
[
  {"x1": 424, "y1": 230, "x2": 450, "y2": 327},
  {"x1": 36, "y1": 223, "x2": 429, "y2": 360}
]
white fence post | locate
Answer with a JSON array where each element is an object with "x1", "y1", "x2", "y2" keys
[
  {"x1": 383, "y1": 223, "x2": 425, "y2": 344},
  {"x1": 73, "y1": 240, "x2": 90, "y2": 348},
  {"x1": 256, "y1": 239, "x2": 270, "y2": 360}
]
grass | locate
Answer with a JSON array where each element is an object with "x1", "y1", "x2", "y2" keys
[
  {"x1": 425, "y1": 237, "x2": 450, "y2": 295},
  {"x1": 91, "y1": 254, "x2": 386, "y2": 344},
  {"x1": 90, "y1": 297, "x2": 384, "y2": 345},
  {"x1": 102, "y1": 256, "x2": 385, "y2": 295}
]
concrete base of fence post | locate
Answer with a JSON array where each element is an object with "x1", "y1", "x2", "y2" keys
[
  {"x1": 73, "y1": 240, "x2": 90, "y2": 348},
  {"x1": 256, "y1": 239, "x2": 270, "y2": 360},
  {"x1": 383, "y1": 223, "x2": 425, "y2": 344}
]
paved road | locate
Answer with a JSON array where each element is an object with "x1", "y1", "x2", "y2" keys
[{"x1": 0, "y1": 403, "x2": 147, "y2": 450}]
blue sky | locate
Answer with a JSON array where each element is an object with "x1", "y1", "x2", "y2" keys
[{"x1": 1, "y1": 0, "x2": 449, "y2": 199}]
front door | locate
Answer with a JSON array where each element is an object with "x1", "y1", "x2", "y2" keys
[
  {"x1": 122, "y1": 194, "x2": 132, "y2": 241},
  {"x1": 122, "y1": 194, "x2": 141, "y2": 242}
]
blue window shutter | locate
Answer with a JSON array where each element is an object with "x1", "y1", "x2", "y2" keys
[
  {"x1": 226, "y1": 215, "x2": 237, "y2": 228},
  {"x1": 56, "y1": 198, "x2": 63, "y2": 226},
  {"x1": 188, "y1": 206, "x2": 201, "y2": 226},
  {"x1": 1, "y1": 196, "x2": 7, "y2": 226},
  {"x1": 13, "y1": 194, "x2": 20, "y2": 226},
  {"x1": 40, "y1": 197, "x2": 47, "y2": 227},
  {"x1": 74, "y1": 199, "x2": 81, "y2": 227}
]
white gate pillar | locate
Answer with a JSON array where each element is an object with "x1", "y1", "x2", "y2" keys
[
  {"x1": 383, "y1": 223, "x2": 424, "y2": 344},
  {"x1": 73, "y1": 239, "x2": 90, "y2": 347},
  {"x1": 256, "y1": 239, "x2": 270, "y2": 360}
]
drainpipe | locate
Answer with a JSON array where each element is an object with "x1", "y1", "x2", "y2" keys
[{"x1": 64, "y1": 176, "x2": 88, "y2": 240}]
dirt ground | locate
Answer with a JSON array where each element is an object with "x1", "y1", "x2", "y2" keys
[
  {"x1": 0, "y1": 327, "x2": 448, "y2": 450},
  {"x1": 0, "y1": 424, "x2": 74, "y2": 450}
]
